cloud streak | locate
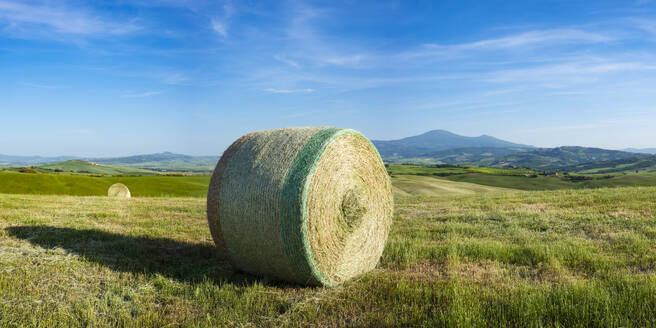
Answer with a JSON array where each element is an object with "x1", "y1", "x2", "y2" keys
[
  {"x1": 212, "y1": 19, "x2": 228, "y2": 37},
  {"x1": 121, "y1": 91, "x2": 163, "y2": 98},
  {"x1": 265, "y1": 88, "x2": 314, "y2": 94},
  {"x1": 486, "y1": 60, "x2": 656, "y2": 85},
  {"x1": 397, "y1": 28, "x2": 612, "y2": 62},
  {"x1": 211, "y1": 1, "x2": 233, "y2": 38},
  {"x1": 21, "y1": 82, "x2": 59, "y2": 89},
  {"x1": 0, "y1": 0, "x2": 140, "y2": 36}
]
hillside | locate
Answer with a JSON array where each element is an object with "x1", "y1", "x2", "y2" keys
[
  {"x1": 92, "y1": 152, "x2": 218, "y2": 173},
  {"x1": 399, "y1": 147, "x2": 531, "y2": 165},
  {"x1": 488, "y1": 146, "x2": 645, "y2": 170},
  {"x1": 387, "y1": 164, "x2": 656, "y2": 190},
  {"x1": 373, "y1": 130, "x2": 533, "y2": 159},
  {"x1": 559, "y1": 154, "x2": 656, "y2": 174},
  {"x1": 36, "y1": 160, "x2": 157, "y2": 175}
]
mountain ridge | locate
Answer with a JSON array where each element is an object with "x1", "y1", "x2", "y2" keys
[
  {"x1": 372, "y1": 129, "x2": 534, "y2": 158},
  {"x1": 3, "y1": 130, "x2": 653, "y2": 173}
]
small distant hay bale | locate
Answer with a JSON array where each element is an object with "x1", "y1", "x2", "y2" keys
[
  {"x1": 108, "y1": 183, "x2": 131, "y2": 198},
  {"x1": 207, "y1": 127, "x2": 393, "y2": 286}
]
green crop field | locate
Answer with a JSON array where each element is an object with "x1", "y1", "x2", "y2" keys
[
  {"x1": 5, "y1": 164, "x2": 656, "y2": 201},
  {"x1": 387, "y1": 164, "x2": 536, "y2": 176},
  {"x1": 1, "y1": 186, "x2": 655, "y2": 326},
  {"x1": 0, "y1": 171, "x2": 210, "y2": 197},
  {"x1": 0, "y1": 170, "x2": 505, "y2": 199}
]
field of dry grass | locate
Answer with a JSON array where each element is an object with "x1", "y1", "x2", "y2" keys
[{"x1": 1, "y1": 186, "x2": 655, "y2": 326}]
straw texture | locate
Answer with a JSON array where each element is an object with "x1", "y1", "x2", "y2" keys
[
  {"x1": 108, "y1": 183, "x2": 131, "y2": 198},
  {"x1": 207, "y1": 127, "x2": 393, "y2": 286}
]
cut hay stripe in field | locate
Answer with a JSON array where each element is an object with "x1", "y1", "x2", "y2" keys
[{"x1": 207, "y1": 127, "x2": 393, "y2": 286}]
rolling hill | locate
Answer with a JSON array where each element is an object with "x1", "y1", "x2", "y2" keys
[
  {"x1": 488, "y1": 146, "x2": 646, "y2": 170},
  {"x1": 623, "y1": 148, "x2": 656, "y2": 154},
  {"x1": 0, "y1": 152, "x2": 218, "y2": 173},
  {"x1": 409, "y1": 147, "x2": 531, "y2": 165},
  {"x1": 558, "y1": 154, "x2": 656, "y2": 174},
  {"x1": 372, "y1": 130, "x2": 533, "y2": 159},
  {"x1": 35, "y1": 160, "x2": 157, "y2": 175},
  {"x1": 91, "y1": 152, "x2": 218, "y2": 173}
]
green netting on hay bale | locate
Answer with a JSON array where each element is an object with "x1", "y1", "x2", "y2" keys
[
  {"x1": 108, "y1": 183, "x2": 131, "y2": 198},
  {"x1": 207, "y1": 127, "x2": 393, "y2": 286}
]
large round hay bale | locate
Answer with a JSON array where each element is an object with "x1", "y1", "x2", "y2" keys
[
  {"x1": 207, "y1": 127, "x2": 393, "y2": 286},
  {"x1": 108, "y1": 183, "x2": 131, "y2": 198}
]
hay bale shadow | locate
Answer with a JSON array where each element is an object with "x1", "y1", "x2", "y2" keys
[{"x1": 5, "y1": 225, "x2": 295, "y2": 288}]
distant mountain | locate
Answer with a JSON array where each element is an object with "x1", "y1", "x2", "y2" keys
[
  {"x1": 373, "y1": 130, "x2": 533, "y2": 158},
  {"x1": 558, "y1": 155, "x2": 656, "y2": 174},
  {"x1": 1, "y1": 152, "x2": 219, "y2": 173},
  {"x1": 489, "y1": 146, "x2": 647, "y2": 171},
  {"x1": 0, "y1": 154, "x2": 77, "y2": 166},
  {"x1": 622, "y1": 148, "x2": 656, "y2": 155}
]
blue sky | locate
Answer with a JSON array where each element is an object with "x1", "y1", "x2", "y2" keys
[{"x1": 1, "y1": 0, "x2": 656, "y2": 156}]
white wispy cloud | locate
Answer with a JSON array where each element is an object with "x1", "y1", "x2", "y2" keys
[
  {"x1": 265, "y1": 88, "x2": 314, "y2": 94},
  {"x1": 399, "y1": 28, "x2": 611, "y2": 61},
  {"x1": 121, "y1": 91, "x2": 163, "y2": 98},
  {"x1": 631, "y1": 18, "x2": 656, "y2": 38},
  {"x1": 487, "y1": 61, "x2": 656, "y2": 85},
  {"x1": 274, "y1": 55, "x2": 301, "y2": 68},
  {"x1": 21, "y1": 82, "x2": 58, "y2": 89},
  {"x1": 460, "y1": 29, "x2": 610, "y2": 49},
  {"x1": 278, "y1": 3, "x2": 372, "y2": 68},
  {"x1": 161, "y1": 73, "x2": 188, "y2": 85},
  {"x1": 316, "y1": 54, "x2": 367, "y2": 67},
  {"x1": 211, "y1": 1, "x2": 233, "y2": 38},
  {"x1": 212, "y1": 19, "x2": 228, "y2": 37},
  {"x1": 0, "y1": 0, "x2": 140, "y2": 36}
]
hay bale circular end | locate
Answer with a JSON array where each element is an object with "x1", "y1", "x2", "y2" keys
[
  {"x1": 108, "y1": 183, "x2": 131, "y2": 198},
  {"x1": 207, "y1": 127, "x2": 393, "y2": 286}
]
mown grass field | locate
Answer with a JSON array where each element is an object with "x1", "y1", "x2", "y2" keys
[
  {"x1": 392, "y1": 174, "x2": 510, "y2": 196},
  {"x1": 442, "y1": 171, "x2": 656, "y2": 190},
  {"x1": 1, "y1": 186, "x2": 655, "y2": 326}
]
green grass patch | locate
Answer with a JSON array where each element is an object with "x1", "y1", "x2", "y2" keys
[{"x1": 0, "y1": 171, "x2": 210, "y2": 197}]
